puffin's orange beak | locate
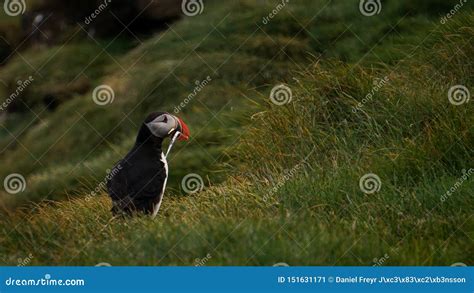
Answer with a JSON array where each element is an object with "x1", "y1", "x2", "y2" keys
[{"x1": 177, "y1": 117, "x2": 190, "y2": 141}]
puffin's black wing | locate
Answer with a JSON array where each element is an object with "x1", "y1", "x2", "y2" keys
[
  {"x1": 126, "y1": 160, "x2": 167, "y2": 213},
  {"x1": 107, "y1": 149, "x2": 167, "y2": 215},
  {"x1": 106, "y1": 160, "x2": 133, "y2": 214}
]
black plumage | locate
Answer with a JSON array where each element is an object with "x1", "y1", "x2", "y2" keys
[{"x1": 106, "y1": 112, "x2": 189, "y2": 216}]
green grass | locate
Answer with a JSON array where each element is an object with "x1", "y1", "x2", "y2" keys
[{"x1": 0, "y1": 0, "x2": 473, "y2": 265}]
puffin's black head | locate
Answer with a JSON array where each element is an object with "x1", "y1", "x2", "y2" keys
[{"x1": 136, "y1": 112, "x2": 190, "y2": 145}]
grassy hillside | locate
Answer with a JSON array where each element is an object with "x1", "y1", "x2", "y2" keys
[
  {"x1": 0, "y1": 0, "x2": 473, "y2": 265},
  {"x1": 1, "y1": 0, "x2": 467, "y2": 207}
]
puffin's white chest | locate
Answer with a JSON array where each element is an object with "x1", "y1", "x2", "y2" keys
[
  {"x1": 152, "y1": 152, "x2": 168, "y2": 217},
  {"x1": 161, "y1": 152, "x2": 169, "y2": 177}
]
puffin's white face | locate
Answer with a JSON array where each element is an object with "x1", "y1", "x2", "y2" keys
[{"x1": 145, "y1": 113, "x2": 179, "y2": 138}]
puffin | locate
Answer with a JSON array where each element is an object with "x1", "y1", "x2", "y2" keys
[{"x1": 106, "y1": 112, "x2": 190, "y2": 217}]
